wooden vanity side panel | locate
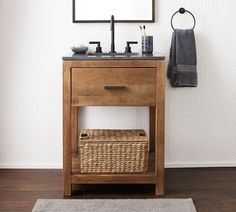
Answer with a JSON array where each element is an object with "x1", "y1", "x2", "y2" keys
[
  {"x1": 155, "y1": 60, "x2": 165, "y2": 196},
  {"x1": 71, "y1": 67, "x2": 156, "y2": 106},
  {"x1": 63, "y1": 62, "x2": 72, "y2": 196}
]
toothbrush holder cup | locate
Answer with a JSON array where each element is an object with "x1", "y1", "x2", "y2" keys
[{"x1": 142, "y1": 36, "x2": 153, "y2": 54}]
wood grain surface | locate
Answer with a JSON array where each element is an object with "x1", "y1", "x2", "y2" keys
[{"x1": 0, "y1": 168, "x2": 236, "y2": 212}]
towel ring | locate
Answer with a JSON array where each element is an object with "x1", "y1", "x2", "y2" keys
[{"x1": 171, "y1": 8, "x2": 196, "y2": 30}]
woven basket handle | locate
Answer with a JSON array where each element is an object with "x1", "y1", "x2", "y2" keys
[
  {"x1": 139, "y1": 133, "x2": 145, "y2": 136},
  {"x1": 80, "y1": 133, "x2": 89, "y2": 138}
]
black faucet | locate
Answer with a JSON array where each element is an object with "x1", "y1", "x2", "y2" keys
[{"x1": 110, "y1": 15, "x2": 116, "y2": 53}]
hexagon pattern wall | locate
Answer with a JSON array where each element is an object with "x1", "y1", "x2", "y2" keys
[{"x1": 0, "y1": 0, "x2": 236, "y2": 168}]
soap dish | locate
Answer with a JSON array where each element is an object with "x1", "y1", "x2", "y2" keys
[{"x1": 71, "y1": 46, "x2": 88, "y2": 54}]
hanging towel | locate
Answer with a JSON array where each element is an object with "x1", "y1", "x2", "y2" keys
[{"x1": 167, "y1": 29, "x2": 197, "y2": 87}]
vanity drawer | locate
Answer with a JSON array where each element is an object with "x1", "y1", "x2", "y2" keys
[{"x1": 71, "y1": 67, "x2": 156, "y2": 106}]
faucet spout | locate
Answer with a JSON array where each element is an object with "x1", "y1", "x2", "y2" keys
[{"x1": 110, "y1": 15, "x2": 116, "y2": 53}]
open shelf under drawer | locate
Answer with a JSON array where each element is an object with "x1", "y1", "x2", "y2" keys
[{"x1": 71, "y1": 152, "x2": 156, "y2": 184}]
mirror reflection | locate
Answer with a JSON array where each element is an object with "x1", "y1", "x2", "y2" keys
[{"x1": 73, "y1": 0, "x2": 154, "y2": 22}]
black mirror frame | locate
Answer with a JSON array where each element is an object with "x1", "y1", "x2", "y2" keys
[{"x1": 72, "y1": 0, "x2": 155, "y2": 23}]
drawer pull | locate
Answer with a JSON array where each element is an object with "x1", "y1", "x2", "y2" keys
[{"x1": 104, "y1": 85, "x2": 126, "y2": 90}]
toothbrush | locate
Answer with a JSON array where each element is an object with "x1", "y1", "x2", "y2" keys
[
  {"x1": 143, "y1": 25, "x2": 147, "y2": 36},
  {"x1": 139, "y1": 25, "x2": 144, "y2": 36}
]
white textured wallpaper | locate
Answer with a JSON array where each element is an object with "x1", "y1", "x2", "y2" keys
[{"x1": 0, "y1": 0, "x2": 236, "y2": 168}]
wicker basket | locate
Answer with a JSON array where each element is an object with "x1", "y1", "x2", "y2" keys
[{"x1": 78, "y1": 129, "x2": 149, "y2": 174}]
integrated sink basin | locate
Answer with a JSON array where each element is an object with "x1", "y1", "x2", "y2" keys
[{"x1": 87, "y1": 52, "x2": 139, "y2": 57}]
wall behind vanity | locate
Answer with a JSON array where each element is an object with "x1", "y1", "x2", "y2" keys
[{"x1": 0, "y1": 0, "x2": 236, "y2": 168}]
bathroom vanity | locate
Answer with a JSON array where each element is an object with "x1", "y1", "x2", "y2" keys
[{"x1": 62, "y1": 53, "x2": 165, "y2": 196}]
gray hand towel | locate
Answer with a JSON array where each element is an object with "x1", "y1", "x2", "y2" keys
[{"x1": 167, "y1": 29, "x2": 197, "y2": 87}]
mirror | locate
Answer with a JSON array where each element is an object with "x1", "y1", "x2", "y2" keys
[{"x1": 73, "y1": 0, "x2": 155, "y2": 23}]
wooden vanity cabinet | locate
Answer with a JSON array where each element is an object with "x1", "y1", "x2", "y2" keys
[{"x1": 63, "y1": 59, "x2": 165, "y2": 196}]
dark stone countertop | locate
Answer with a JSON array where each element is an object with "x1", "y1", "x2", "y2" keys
[{"x1": 63, "y1": 52, "x2": 165, "y2": 61}]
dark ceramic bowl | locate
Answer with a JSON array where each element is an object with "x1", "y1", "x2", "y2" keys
[{"x1": 71, "y1": 46, "x2": 88, "y2": 54}]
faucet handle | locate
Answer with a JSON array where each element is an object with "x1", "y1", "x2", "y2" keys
[
  {"x1": 89, "y1": 41, "x2": 102, "y2": 53},
  {"x1": 125, "y1": 41, "x2": 138, "y2": 53}
]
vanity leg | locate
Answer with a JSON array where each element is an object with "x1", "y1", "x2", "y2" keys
[
  {"x1": 155, "y1": 61, "x2": 165, "y2": 196},
  {"x1": 155, "y1": 105, "x2": 165, "y2": 196},
  {"x1": 155, "y1": 101, "x2": 164, "y2": 196},
  {"x1": 149, "y1": 107, "x2": 156, "y2": 152},
  {"x1": 155, "y1": 183, "x2": 164, "y2": 196},
  {"x1": 63, "y1": 62, "x2": 72, "y2": 197},
  {"x1": 64, "y1": 182, "x2": 72, "y2": 197},
  {"x1": 71, "y1": 107, "x2": 78, "y2": 153}
]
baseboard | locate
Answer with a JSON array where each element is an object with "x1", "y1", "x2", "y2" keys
[
  {"x1": 165, "y1": 162, "x2": 236, "y2": 168},
  {"x1": 0, "y1": 164, "x2": 62, "y2": 169},
  {"x1": 0, "y1": 162, "x2": 236, "y2": 169}
]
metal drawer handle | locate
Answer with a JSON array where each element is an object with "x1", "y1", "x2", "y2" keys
[{"x1": 104, "y1": 85, "x2": 126, "y2": 90}]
